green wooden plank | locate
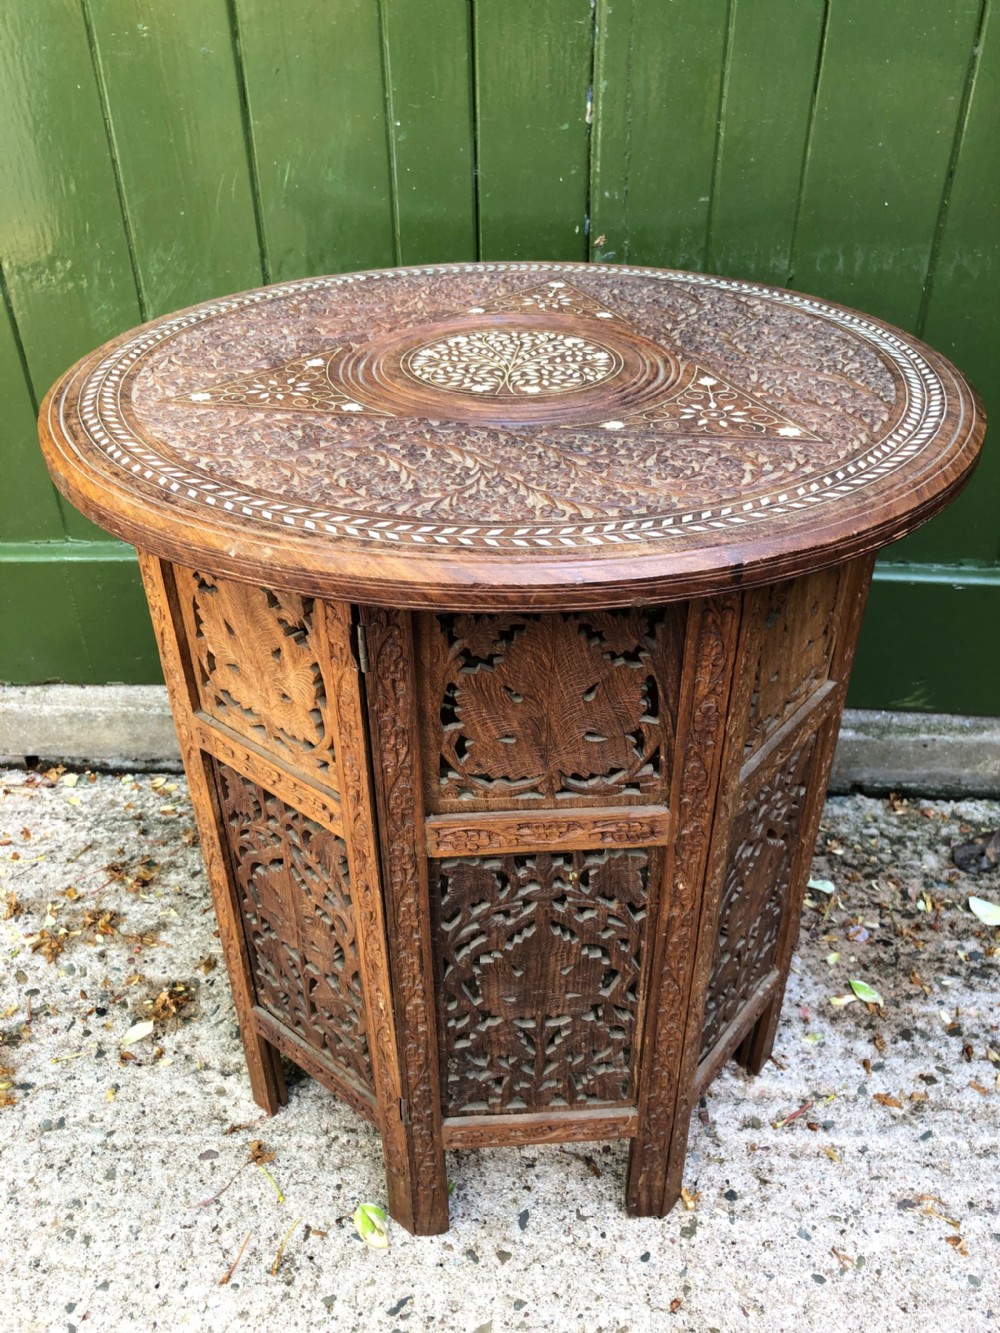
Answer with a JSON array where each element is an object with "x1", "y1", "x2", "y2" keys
[
  {"x1": 0, "y1": 284, "x2": 64, "y2": 541},
  {"x1": 84, "y1": 0, "x2": 263, "y2": 317},
  {"x1": 0, "y1": 0, "x2": 142, "y2": 389},
  {"x1": 475, "y1": 0, "x2": 593, "y2": 262},
  {"x1": 234, "y1": 0, "x2": 396, "y2": 281},
  {"x1": 0, "y1": 0, "x2": 142, "y2": 541},
  {"x1": 0, "y1": 550, "x2": 160, "y2": 685},
  {"x1": 380, "y1": 0, "x2": 477, "y2": 265},
  {"x1": 591, "y1": 0, "x2": 728, "y2": 269},
  {"x1": 706, "y1": 0, "x2": 826, "y2": 285},
  {"x1": 791, "y1": 0, "x2": 983, "y2": 330},
  {"x1": 849, "y1": 574, "x2": 1000, "y2": 715},
  {"x1": 892, "y1": 2, "x2": 1000, "y2": 566}
]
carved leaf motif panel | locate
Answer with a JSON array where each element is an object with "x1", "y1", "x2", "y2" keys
[
  {"x1": 699, "y1": 740, "x2": 817, "y2": 1060},
  {"x1": 416, "y1": 608, "x2": 684, "y2": 812},
  {"x1": 174, "y1": 565, "x2": 337, "y2": 786},
  {"x1": 434, "y1": 848, "x2": 650, "y2": 1114},
  {"x1": 213, "y1": 762, "x2": 373, "y2": 1091},
  {"x1": 743, "y1": 567, "x2": 841, "y2": 761}
]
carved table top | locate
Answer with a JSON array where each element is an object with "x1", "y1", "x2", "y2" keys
[{"x1": 40, "y1": 263, "x2": 985, "y2": 608}]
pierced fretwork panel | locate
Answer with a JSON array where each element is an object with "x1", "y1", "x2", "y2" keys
[
  {"x1": 213, "y1": 762, "x2": 372, "y2": 1090},
  {"x1": 435, "y1": 848, "x2": 650, "y2": 1114},
  {"x1": 700, "y1": 740, "x2": 817, "y2": 1059},
  {"x1": 175, "y1": 566, "x2": 337, "y2": 786},
  {"x1": 416, "y1": 608, "x2": 684, "y2": 812},
  {"x1": 744, "y1": 568, "x2": 841, "y2": 760}
]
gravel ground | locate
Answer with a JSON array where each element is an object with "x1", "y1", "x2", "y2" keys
[{"x1": 1, "y1": 767, "x2": 998, "y2": 1332}]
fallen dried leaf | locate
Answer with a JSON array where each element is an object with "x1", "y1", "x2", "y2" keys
[
  {"x1": 968, "y1": 1080, "x2": 990, "y2": 1096},
  {"x1": 873, "y1": 1093, "x2": 903, "y2": 1110},
  {"x1": 680, "y1": 1186, "x2": 700, "y2": 1211},
  {"x1": 248, "y1": 1139, "x2": 274, "y2": 1166}
]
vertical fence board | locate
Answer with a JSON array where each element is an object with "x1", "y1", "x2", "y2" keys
[
  {"x1": 0, "y1": 291, "x2": 63, "y2": 541},
  {"x1": 707, "y1": 0, "x2": 826, "y2": 285},
  {"x1": 894, "y1": 1, "x2": 999, "y2": 565},
  {"x1": 791, "y1": 0, "x2": 983, "y2": 330},
  {"x1": 475, "y1": 0, "x2": 593, "y2": 261},
  {"x1": 235, "y1": 0, "x2": 397, "y2": 281},
  {"x1": 0, "y1": 0, "x2": 143, "y2": 540},
  {"x1": 85, "y1": 0, "x2": 263, "y2": 317},
  {"x1": 381, "y1": 0, "x2": 477, "y2": 265},
  {"x1": 591, "y1": 0, "x2": 728, "y2": 269}
]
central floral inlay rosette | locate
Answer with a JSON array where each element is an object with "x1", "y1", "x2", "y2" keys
[{"x1": 403, "y1": 329, "x2": 620, "y2": 397}]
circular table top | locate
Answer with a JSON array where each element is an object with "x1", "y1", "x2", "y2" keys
[{"x1": 40, "y1": 262, "x2": 985, "y2": 609}]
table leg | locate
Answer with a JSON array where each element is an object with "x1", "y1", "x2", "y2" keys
[
  {"x1": 626, "y1": 596, "x2": 742, "y2": 1216},
  {"x1": 361, "y1": 606, "x2": 449, "y2": 1235},
  {"x1": 735, "y1": 556, "x2": 875, "y2": 1076},
  {"x1": 137, "y1": 553, "x2": 286, "y2": 1113}
]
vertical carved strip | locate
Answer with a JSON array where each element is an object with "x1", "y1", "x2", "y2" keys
[
  {"x1": 323, "y1": 602, "x2": 417, "y2": 1231},
  {"x1": 137, "y1": 551, "x2": 286, "y2": 1112},
  {"x1": 360, "y1": 605, "x2": 449, "y2": 1235},
  {"x1": 736, "y1": 554, "x2": 876, "y2": 1072},
  {"x1": 625, "y1": 594, "x2": 742, "y2": 1216}
]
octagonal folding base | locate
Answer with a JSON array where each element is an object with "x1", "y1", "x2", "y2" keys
[{"x1": 139, "y1": 549, "x2": 871, "y2": 1234}]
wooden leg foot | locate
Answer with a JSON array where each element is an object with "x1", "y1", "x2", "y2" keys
[
  {"x1": 243, "y1": 1031, "x2": 287, "y2": 1113},
  {"x1": 735, "y1": 994, "x2": 782, "y2": 1076}
]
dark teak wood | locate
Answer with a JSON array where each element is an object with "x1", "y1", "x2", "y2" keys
[{"x1": 39, "y1": 263, "x2": 985, "y2": 1232}]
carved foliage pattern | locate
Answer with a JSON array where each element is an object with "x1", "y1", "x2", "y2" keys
[
  {"x1": 214, "y1": 762, "x2": 372, "y2": 1090},
  {"x1": 175, "y1": 566, "x2": 337, "y2": 785},
  {"x1": 418, "y1": 608, "x2": 683, "y2": 812},
  {"x1": 700, "y1": 740, "x2": 817, "y2": 1058},
  {"x1": 436, "y1": 848, "x2": 649, "y2": 1114},
  {"x1": 744, "y1": 567, "x2": 841, "y2": 759}
]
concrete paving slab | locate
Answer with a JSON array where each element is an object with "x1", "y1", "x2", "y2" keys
[
  {"x1": 0, "y1": 767, "x2": 998, "y2": 1331},
  {"x1": 3, "y1": 686, "x2": 999, "y2": 795}
]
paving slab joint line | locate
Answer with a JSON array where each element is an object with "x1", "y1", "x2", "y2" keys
[{"x1": 0, "y1": 684, "x2": 998, "y2": 795}]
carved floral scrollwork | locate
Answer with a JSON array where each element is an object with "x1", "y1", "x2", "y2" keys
[
  {"x1": 418, "y1": 608, "x2": 682, "y2": 811},
  {"x1": 744, "y1": 568, "x2": 841, "y2": 760},
  {"x1": 213, "y1": 763, "x2": 373, "y2": 1090},
  {"x1": 175, "y1": 567, "x2": 337, "y2": 786},
  {"x1": 436, "y1": 848, "x2": 649, "y2": 1114},
  {"x1": 699, "y1": 740, "x2": 817, "y2": 1058}
]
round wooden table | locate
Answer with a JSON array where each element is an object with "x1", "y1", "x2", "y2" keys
[{"x1": 39, "y1": 263, "x2": 984, "y2": 1234}]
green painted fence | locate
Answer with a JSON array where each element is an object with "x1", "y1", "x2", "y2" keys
[{"x1": 1, "y1": 0, "x2": 996, "y2": 712}]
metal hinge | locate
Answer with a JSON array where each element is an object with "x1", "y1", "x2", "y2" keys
[{"x1": 353, "y1": 622, "x2": 369, "y2": 674}]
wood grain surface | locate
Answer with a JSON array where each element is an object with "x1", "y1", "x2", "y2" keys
[{"x1": 39, "y1": 263, "x2": 984, "y2": 612}]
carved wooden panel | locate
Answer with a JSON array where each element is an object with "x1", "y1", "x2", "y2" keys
[
  {"x1": 213, "y1": 762, "x2": 372, "y2": 1091},
  {"x1": 699, "y1": 738, "x2": 817, "y2": 1059},
  {"x1": 434, "y1": 848, "x2": 651, "y2": 1115},
  {"x1": 743, "y1": 567, "x2": 841, "y2": 761},
  {"x1": 175, "y1": 566, "x2": 337, "y2": 787},
  {"x1": 416, "y1": 608, "x2": 684, "y2": 813}
]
